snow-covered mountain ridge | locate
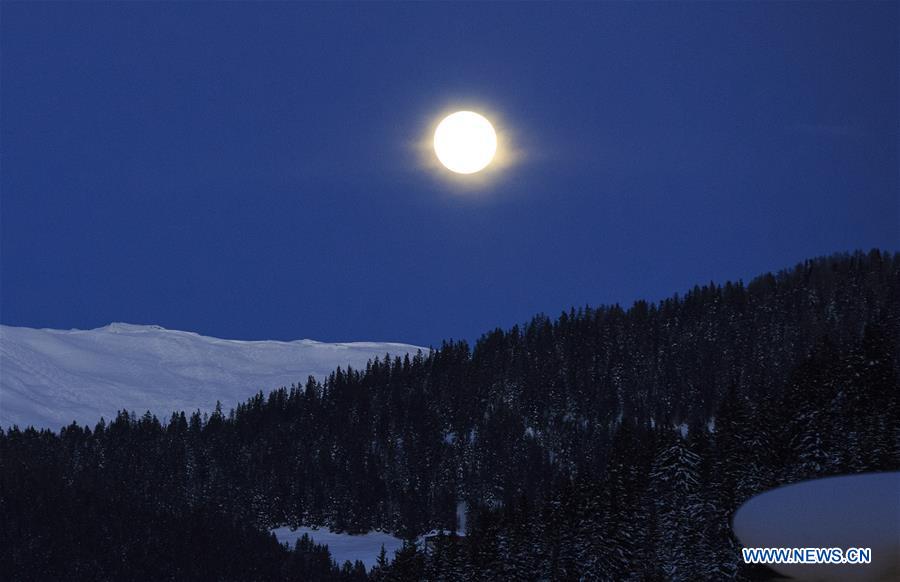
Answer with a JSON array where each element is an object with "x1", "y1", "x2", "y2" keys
[{"x1": 0, "y1": 323, "x2": 424, "y2": 430}]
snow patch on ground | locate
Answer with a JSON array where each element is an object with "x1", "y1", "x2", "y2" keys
[
  {"x1": 271, "y1": 527, "x2": 403, "y2": 569},
  {"x1": 0, "y1": 323, "x2": 423, "y2": 430}
]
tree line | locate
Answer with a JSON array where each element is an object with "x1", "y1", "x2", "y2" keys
[{"x1": 2, "y1": 250, "x2": 897, "y2": 580}]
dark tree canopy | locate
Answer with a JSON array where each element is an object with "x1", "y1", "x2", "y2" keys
[{"x1": 2, "y1": 250, "x2": 897, "y2": 580}]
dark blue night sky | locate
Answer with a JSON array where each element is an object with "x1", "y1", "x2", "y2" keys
[{"x1": 2, "y1": 2, "x2": 897, "y2": 346}]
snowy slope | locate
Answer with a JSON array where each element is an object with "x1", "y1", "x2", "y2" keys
[{"x1": 0, "y1": 323, "x2": 423, "y2": 430}]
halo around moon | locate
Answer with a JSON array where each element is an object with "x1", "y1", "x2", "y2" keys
[{"x1": 433, "y1": 111, "x2": 497, "y2": 174}]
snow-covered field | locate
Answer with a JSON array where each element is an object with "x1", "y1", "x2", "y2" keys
[
  {"x1": 271, "y1": 527, "x2": 404, "y2": 569},
  {"x1": 271, "y1": 502, "x2": 468, "y2": 568},
  {"x1": 0, "y1": 323, "x2": 423, "y2": 430}
]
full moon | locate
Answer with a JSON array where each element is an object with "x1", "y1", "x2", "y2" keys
[{"x1": 433, "y1": 111, "x2": 497, "y2": 174}]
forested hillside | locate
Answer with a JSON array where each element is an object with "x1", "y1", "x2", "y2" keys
[{"x1": 2, "y1": 250, "x2": 898, "y2": 581}]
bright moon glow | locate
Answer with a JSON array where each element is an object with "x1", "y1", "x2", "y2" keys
[{"x1": 433, "y1": 111, "x2": 497, "y2": 174}]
